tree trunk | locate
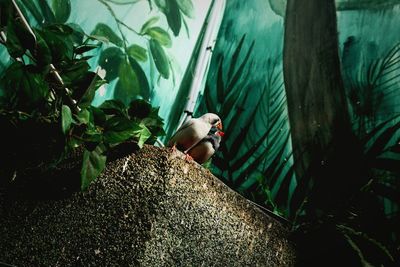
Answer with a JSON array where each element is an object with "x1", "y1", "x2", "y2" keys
[{"x1": 283, "y1": 0, "x2": 362, "y2": 213}]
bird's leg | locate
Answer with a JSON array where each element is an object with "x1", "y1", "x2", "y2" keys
[
  {"x1": 171, "y1": 144, "x2": 176, "y2": 152},
  {"x1": 184, "y1": 153, "x2": 193, "y2": 162}
]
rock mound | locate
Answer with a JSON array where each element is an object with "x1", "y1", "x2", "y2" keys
[{"x1": 0, "y1": 146, "x2": 295, "y2": 266}]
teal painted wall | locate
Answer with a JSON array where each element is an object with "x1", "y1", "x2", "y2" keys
[{"x1": 195, "y1": 0, "x2": 400, "y2": 215}]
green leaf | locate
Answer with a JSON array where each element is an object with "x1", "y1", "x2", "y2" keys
[
  {"x1": 271, "y1": 161, "x2": 294, "y2": 202},
  {"x1": 228, "y1": 35, "x2": 246, "y2": 79},
  {"x1": 91, "y1": 23, "x2": 123, "y2": 47},
  {"x1": 105, "y1": 116, "x2": 139, "y2": 131},
  {"x1": 16, "y1": 66, "x2": 50, "y2": 109},
  {"x1": 231, "y1": 111, "x2": 284, "y2": 172},
  {"x1": 31, "y1": 29, "x2": 52, "y2": 66},
  {"x1": 104, "y1": 130, "x2": 134, "y2": 144},
  {"x1": 128, "y1": 99, "x2": 152, "y2": 119},
  {"x1": 61, "y1": 105, "x2": 73, "y2": 134},
  {"x1": 114, "y1": 58, "x2": 140, "y2": 105},
  {"x1": 83, "y1": 133, "x2": 103, "y2": 151},
  {"x1": 98, "y1": 47, "x2": 124, "y2": 81},
  {"x1": 268, "y1": 0, "x2": 286, "y2": 17},
  {"x1": 165, "y1": 0, "x2": 181, "y2": 36},
  {"x1": 145, "y1": 27, "x2": 172, "y2": 47},
  {"x1": 60, "y1": 60, "x2": 90, "y2": 87},
  {"x1": 51, "y1": 0, "x2": 71, "y2": 23},
  {"x1": 220, "y1": 83, "x2": 243, "y2": 118},
  {"x1": 128, "y1": 56, "x2": 150, "y2": 100},
  {"x1": 137, "y1": 124, "x2": 151, "y2": 147},
  {"x1": 226, "y1": 40, "x2": 255, "y2": 93},
  {"x1": 76, "y1": 109, "x2": 91, "y2": 124},
  {"x1": 203, "y1": 84, "x2": 216, "y2": 113},
  {"x1": 366, "y1": 121, "x2": 400, "y2": 159},
  {"x1": 79, "y1": 73, "x2": 107, "y2": 108},
  {"x1": 68, "y1": 23, "x2": 85, "y2": 45},
  {"x1": 0, "y1": 61, "x2": 24, "y2": 103},
  {"x1": 89, "y1": 106, "x2": 107, "y2": 127},
  {"x1": 45, "y1": 24, "x2": 74, "y2": 35},
  {"x1": 338, "y1": 225, "x2": 395, "y2": 263},
  {"x1": 74, "y1": 44, "x2": 99, "y2": 55},
  {"x1": 216, "y1": 57, "x2": 225, "y2": 103},
  {"x1": 103, "y1": 117, "x2": 142, "y2": 144},
  {"x1": 154, "y1": 0, "x2": 167, "y2": 10},
  {"x1": 19, "y1": 0, "x2": 43, "y2": 25},
  {"x1": 5, "y1": 15, "x2": 36, "y2": 58},
  {"x1": 69, "y1": 136, "x2": 83, "y2": 149},
  {"x1": 99, "y1": 99, "x2": 127, "y2": 116},
  {"x1": 149, "y1": 39, "x2": 170, "y2": 79},
  {"x1": 127, "y1": 44, "x2": 148, "y2": 62},
  {"x1": 81, "y1": 146, "x2": 107, "y2": 190},
  {"x1": 176, "y1": 0, "x2": 194, "y2": 18},
  {"x1": 38, "y1": 0, "x2": 56, "y2": 23},
  {"x1": 181, "y1": 16, "x2": 190, "y2": 38},
  {"x1": 37, "y1": 28, "x2": 74, "y2": 62},
  {"x1": 388, "y1": 143, "x2": 400, "y2": 154},
  {"x1": 141, "y1": 116, "x2": 165, "y2": 137},
  {"x1": 362, "y1": 115, "x2": 400, "y2": 144},
  {"x1": 140, "y1": 16, "x2": 160, "y2": 34}
]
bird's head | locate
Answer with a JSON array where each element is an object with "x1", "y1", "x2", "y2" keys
[
  {"x1": 201, "y1": 113, "x2": 222, "y2": 130},
  {"x1": 209, "y1": 126, "x2": 224, "y2": 138}
]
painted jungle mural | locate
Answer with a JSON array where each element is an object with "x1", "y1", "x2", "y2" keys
[
  {"x1": 196, "y1": 0, "x2": 400, "y2": 265},
  {"x1": 0, "y1": 0, "x2": 399, "y2": 266}
]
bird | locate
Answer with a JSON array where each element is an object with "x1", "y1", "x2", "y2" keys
[
  {"x1": 168, "y1": 113, "x2": 222, "y2": 154},
  {"x1": 187, "y1": 126, "x2": 224, "y2": 164}
]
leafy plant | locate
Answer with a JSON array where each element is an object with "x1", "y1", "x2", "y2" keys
[
  {"x1": 288, "y1": 43, "x2": 400, "y2": 265},
  {"x1": 195, "y1": 35, "x2": 293, "y2": 216},
  {"x1": 346, "y1": 42, "x2": 400, "y2": 137},
  {"x1": 0, "y1": 0, "x2": 165, "y2": 190},
  {"x1": 13, "y1": 0, "x2": 194, "y2": 105},
  {"x1": 91, "y1": 0, "x2": 194, "y2": 103},
  {"x1": 291, "y1": 115, "x2": 400, "y2": 266},
  {"x1": 196, "y1": 7, "x2": 399, "y2": 264}
]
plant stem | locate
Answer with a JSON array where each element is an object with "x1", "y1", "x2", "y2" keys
[
  {"x1": 117, "y1": 19, "x2": 142, "y2": 36},
  {"x1": 98, "y1": 0, "x2": 143, "y2": 52}
]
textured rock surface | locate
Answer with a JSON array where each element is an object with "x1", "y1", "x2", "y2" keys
[{"x1": 0, "y1": 146, "x2": 295, "y2": 266}]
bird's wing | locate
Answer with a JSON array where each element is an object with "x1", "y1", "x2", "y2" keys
[
  {"x1": 183, "y1": 136, "x2": 204, "y2": 154},
  {"x1": 187, "y1": 139, "x2": 215, "y2": 164},
  {"x1": 168, "y1": 119, "x2": 196, "y2": 146},
  {"x1": 177, "y1": 119, "x2": 195, "y2": 132},
  {"x1": 182, "y1": 119, "x2": 214, "y2": 152}
]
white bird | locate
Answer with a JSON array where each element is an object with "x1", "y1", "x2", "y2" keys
[
  {"x1": 168, "y1": 113, "x2": 222, "y2": 154},
  {"x1": 187, "y1": 126, "x2": 224, "y2": 164}
]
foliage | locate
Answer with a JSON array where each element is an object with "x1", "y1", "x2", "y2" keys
[
  {"x1": 198, "y1": 16, "x2": 400, "y2": 266},
  {"x1": 346, "y1": 42, "x2": 400, "y2": 136},
  {"x1": 13, "y1": 0, "x2": 194, "y2": 104},
  {"x1": 289, "y1": 42, "x2": 400, "y2": 266},
  {"x1": 0, "y1": 0, "x2": 165, "y2": 190},
  {"x1": 92, "y1": 0, "x2": 194, "y2": 103},
  {"x1": 291, "y1": 115, "x2": 400, "y2": 266},
  {"x1": 196, "y1": 35, "x2": 293, "y2": 217}
]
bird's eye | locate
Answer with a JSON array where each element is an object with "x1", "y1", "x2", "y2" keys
[{"x1": 211, "y1": 119, "x2": 219, "y2": 125}]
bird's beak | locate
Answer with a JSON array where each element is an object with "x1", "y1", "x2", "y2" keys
[
  {"x1": 217, "y1": 121, "x2": 223, "y2": 130},
  {"x1": 217, "y1": 131, "x2": 225, "y2": 137}
]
